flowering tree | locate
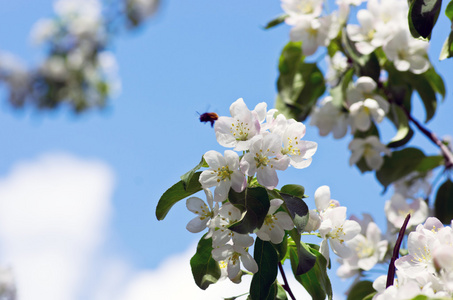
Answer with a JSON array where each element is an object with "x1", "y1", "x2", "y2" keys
[
  {"x1": 2, "y1": 0, "x2": 453, "y2": 299},
  {"x1": 155, "y1": 0, "x2": 453, "y2": 299}
]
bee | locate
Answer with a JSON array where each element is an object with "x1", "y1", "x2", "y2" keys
[{"x1": 198, "y1": 112, "x2": 218, "y2": 127}]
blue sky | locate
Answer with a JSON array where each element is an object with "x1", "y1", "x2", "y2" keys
[{"x1": 0, "y1": 0, "x2": 452, "y2": 299}]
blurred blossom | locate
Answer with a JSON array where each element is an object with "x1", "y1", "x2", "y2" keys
[
  {"x1": 393, "y1": 171, "x2": 432, "y2": 200},
  {"x1": 384, "y1": 194, "x2": 429, "y2": 230},
  {"x1": 348, "y1": 136, "x2": 390, "y2": 170}
]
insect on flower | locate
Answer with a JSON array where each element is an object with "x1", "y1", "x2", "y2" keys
[{"x1": 199, "y1": 112, "x2": 218, "y2": 127}]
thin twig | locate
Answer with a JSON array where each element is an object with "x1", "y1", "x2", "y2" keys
[
  {"x1": 278, "y1": 262, "x2": 296, "y2": 300},
  {"x1": 403, "y1": 109, "x2": 453, "y2": 169},
  {"x1": 386, "y1": 214, "x2": 411, "y2": 288}
]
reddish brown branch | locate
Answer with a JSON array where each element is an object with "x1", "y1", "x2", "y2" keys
[
  {"x1": 386, "y1": 214, "x2": 411, "y2": 288},
  {"x1": 278, "y1": 262, "x2": 296, "y2": 300}
]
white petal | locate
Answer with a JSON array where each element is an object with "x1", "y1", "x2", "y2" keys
[
  {"x1": 186, "y1": 217, "x2": 209, "y2": 233},
  {"x1": 257, "y1": 166, "x2": 278, "y2": 190},
  {"x1": 240, "y1": 251, "x2": 258, "y2": 274},
  {"x1": 315, "y1": 185, "x2": 331, "y2": 211},
  {"x1": 204, "y1": 150, "x2": 225, "y2": 169}
]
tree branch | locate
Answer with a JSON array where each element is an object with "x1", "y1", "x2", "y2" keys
[
  {"x1": 403, "y1": 108, "x2": 453, "y2": 169},
  {"x1": 278, "y1": 262, "x2": 296, "y2": 300},
  {"x1": 386, "y1": 214, "x2": 411, "y2": 288}
]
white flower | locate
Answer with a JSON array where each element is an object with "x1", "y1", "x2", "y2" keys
[
  {"x1": 347, "y1": 77, "x2": 389, "y2": 132},
  {"x1": 282, "y1": 0, "x2": 324, "y2": 22},
  {"x1": 383, "y1": 28, "x2": 430, "y2": 74},
  {"x1": 208, "y1": 203, "x2": 254, "y2": 248},
  {"x1": 255, "y1": 199, "x2": 294, "y2": 244},
  {"x1": 318, "y1": 206, "x2": 361, "y2": 261},
  {"x1": 384, "y1": 194, "x2": 429, "y2": 230},
  {"x1": 314, "y1": 185, "x2": 340, "y2": 215},
  {"x1": 214, "y1": 98, "x2": 262, "y2": 151},
  {"x1": 199, "y1": 150, "x2": 246, "y2": 202},
  {"x1": 240, "y1": 134, "x2": 290, "y2": 190},
  {"x1": 393, "y1": 171, "x2": 432, "y2": 200},
  {"x1": 186, "y1": 189, "x2": 217, "y2": 233},
  {"x1": 326, "y1": 52, "x2": 348, "y2": 86},
  {"x1": 272, "y1": 114, "x2": 318, "y2": 169},
  {"x1": 30, "y1": 19, "x2": 58, "y2": 44},
  {"x1": 310, "y1": 96, "x2": 349, "y2": 139},
  {"x1": 348, "y1": 136, "x2": 390, "y2": 170},
  {"x1": 346, "y1": 222, "x2": 388, "y2": 271},
  {"x1": 212, "y1": 244, "x2": 258, "y2": 280},
  {"x1": 289, "y1": 15, "x2": 337, "y2": 56},
  {"x1": 346, "y1": 0, "x2": 408, "y2": 55}
]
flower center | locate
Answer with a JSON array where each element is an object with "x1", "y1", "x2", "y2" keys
[
  {"x1": 254, "y1": 152, "x2": 270, "y2": 169},
  {"x1": 282, "y1": 136, "x2": 301, "y2": 156},
  {"x1": 215, "y1": 165, "x2": 233, "y2": 182},
  {"x1": 329, "y1": 226, "x2": 346, "y2": 243},
  {"x1": 356, "y1": 240, "x2": 375, "y2": 258},
  {"x1": 230, "y1": 120, "x2": 250, "y2": 141}
]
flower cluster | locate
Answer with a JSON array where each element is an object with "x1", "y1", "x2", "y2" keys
[
  {"x1": 182, "y1": 98, "x2": 364, "y2": 283},
  {"x1": 27, "y1": 0, "x2": 120, "y2": 111},
  {"x1": 372, "y1": 217, "x2": 453, "y2": 299},
  {"x1": 185, "y1": 98, "x2": 319, "y2": 280},
  {"x1": 281, "y1": 0, "x2": 432, "y2": 172}
]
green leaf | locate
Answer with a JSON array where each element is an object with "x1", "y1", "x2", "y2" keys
[
  {"x1": 275, "y1": 42, "x2": 325, "y2": 122},
  {"x1": 180, "y1": 156, "x2": 207, "y2": 190},
  {"x1": 330, "y1": 68, "x2": 354, "y2": 107},
  {"x1": 264, "y1": 14, "x2": 288, "y2": 29},
  {"x1": 347, "y1": 281, "x2": 376, "y2": 300},
  {"x1": 434, "y1": 179, "x2": 453, "y2": 224},
  {"x1": 439, "y1": 31, "x2": 453, "y2": 60},
  {"x1": 405, "y1": 68, "x2": 441, "y2": 123},
  {"x1": 446, "y1": 0, "x2": 453, "y2": 20},
  {"x1": 289, "y1": 244, "x2": 332, "y2": 300},
  {"x1": 416, "y1": 155, "x2": 444, "y2": 172},
  {"x1": 424, "y1": 68, "x2": 446, "y2": 99},
  {"x1": 272, "y1": 233, "x2": 288, "y2": 262},
  {"x1": 228, "y1": 187, "x2": 270, "y2": 234},
  {"x1": 276, "y1": 283, "x2": 288, "y2": 300},
  {"x1": 288, "y1": 229, "x2": 317, "y2": 274},
  {"x1": 281, "y1": 184, "x2": 307, "y2": 198},
  {"x1": 156, "y1": 172, "x2": 202, "y2": 220},
  {"x1": 281, "y1": 193, "x2": 309, "y2": 233},
  {"x1": 408, "y1": 0, "x2": 442, "y2": 39},
  {"x1": 376, "y1": 148, "x2": 426, "y2": 189},
  {"x1": 387, "y1": 104, "x2": 414, "y2": 148},
  {"x1": 190, "y1": 235, "x2": 221, "y2": 290},
  {"x1": 249, "y1": 238, "x2": 279, "y2": 300}
]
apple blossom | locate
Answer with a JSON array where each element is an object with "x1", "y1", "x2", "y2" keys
[
  {"x1": 318, "y1": 206, "x2": 361, "y2": 262},
  {"x1": 289, "y1": 15, "x2": 337, "y2": 56},
  {"x1": 383, "y1": 28, "x2": 430, "y2": 74},
  {"x1": 384, "y1": 194, "x2": 429, "y2": 230},
  {"x1": 310, "y1": 96, "x2": 349, "y2": 139},
  {"x1": 212, "y1": 244, "x2": 258, "y2": 280},
  {"x1": 271, "y1": 114, "x2": 318, "y2": 169},
  {"x1": 214, "y1": 98, "x2": 263, "y2": 151},
  {"x1": 199, "y1": 150, "x2": 246, "y2": 202},
  {"x1": 393, "y1": 171, "x2": 432, "y2": 200},
  {"x1": 240, "y1": 134, "x2": 290, "y2": 190},
  {"x1": 346, "y1": 76, "x2": 389, "y2": 132},
  {"x1": 208, "y1": 203, "x2": 254, "y2": 248},
  {"x1": 255, "y1": 199, "x2": 294, "y2": 244},
  {"x1": 186, "y1": 189, "x2": 217, "y2": 233},
  {"x1": 349, "y1": 136, "x2": 391, "y2": 170}
]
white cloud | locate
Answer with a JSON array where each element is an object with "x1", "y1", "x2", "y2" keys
[
  {"x1": 0, "y1": 154, "x2": 114, "y2": 300},
  {"x1": 100, "y1": 243, "x2": 313, "y2": 300},
  {"x1": 0, "y1": 153, "x2": 343, "y2": 300}
]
